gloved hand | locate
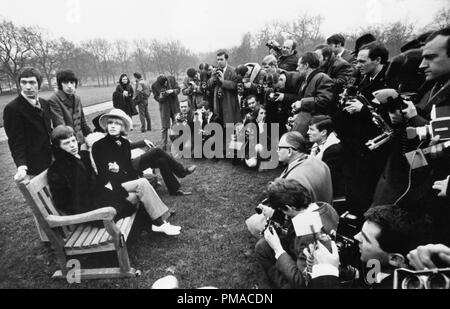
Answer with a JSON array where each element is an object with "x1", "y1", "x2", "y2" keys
[{"x1": 402, "y1": 100, "x2": 418, "y2": 119}]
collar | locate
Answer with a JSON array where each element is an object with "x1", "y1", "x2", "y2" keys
[
  {"x1": 337, "y1": 49, "x2": 345, "y2": 58},
  {"x1": 314, "y1": 132, "x2": 340, "y2": 152},
  {"x1": 287, "y1": 153, "x2": 308, "y2": 169},
  {"x1": 21, "y1": 92, "x2": 40, "y2": 107}
]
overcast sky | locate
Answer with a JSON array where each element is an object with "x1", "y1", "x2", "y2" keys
[{"x1": 0, "y1": 0, "x2": 448, "y2": 52}]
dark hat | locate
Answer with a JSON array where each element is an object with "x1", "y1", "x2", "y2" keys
[
  {"x1": 400, "y1": 31, "x2": 433, "y2": 53},
  {"x1": 133, "y1": 72, "x2": 142, "y2": 79},
  {"x1": 186, "y1": 68, "x2": 197, "y2": 78},
  {"x1": 56, "y1": 69, "x2": 78, "y2": 90},
  {"x1": 353, "y1": 33, "x2": 376, "y2": 55}
]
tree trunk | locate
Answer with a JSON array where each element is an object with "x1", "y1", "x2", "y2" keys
[{"x1": 46, "y1": 75, "x2": 53, "y2": 90}]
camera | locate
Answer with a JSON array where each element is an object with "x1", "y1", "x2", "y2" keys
[
  {"x1": 265, "y1": 40, "x2": 282, "y2": 54},
  {"x1": 214, "y1": 67, "x2": 224, "y2": 76},
  {"x1": 267, "y1": 92, "x2": 280, "y2": 102},
  {"x1": 394, "y1": 268, "x2": 450, "y2": 289},
  {"x1": 334, "y1": 211, "x2": 360, "y2": 268}
]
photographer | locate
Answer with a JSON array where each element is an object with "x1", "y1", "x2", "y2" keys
[
  {"x1": 278, "y1": 39, "x2": 300, "y2": 72},
  {"x1": 207, "y1": 50, "x2": 241, "y2": 125},
  {"x1": 309, "y1": 205, "x2": 428, "y2": 289},
  {"x1": 264, "y1": 70, "x2": 303, "y2": 137},
  {"x1": 314, "y1": 44, "x2": 353, "y2": 97},
  {"x1": 151, "y1": 75, "x2": 181, "y2": 151},
  {"x1": 326, "y1": 34, "x2": 355, "y2": 64},
  {"x1": 290, "y1": 52, "x2": 335, "y2": 137},
  {"x1": 266, "y1": 40, "x2": 282, "y2": 60},
  {"x1": 254, "y1": 178, "x2": 339, "y2": 289},
  {"x1": 334, "y1": 41, "x2": 392, "y2": 218},
  {"x1": 182, "y1": 68, "x2": 203, "y2": 110}
]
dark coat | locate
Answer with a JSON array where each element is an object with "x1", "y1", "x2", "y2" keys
[
  {"x1": 334, "y1": 64, "x2": 392, "y2": 216},
  {"x1": 182, "y1": 76, "x2": 203, "y2": 110},
  {"x1": 278, "y1": 52, "x2": 300, "y2": 72},
  {"x1": 48, "y1": 90, "x2": 92, "y2": 144},
  {"x1": 322, "y1": 143, "x2": 345, "y2": 197},
  {"x1": 91, "y1": 134, "x2": 140, "y2": 193},
  {"x1": 3, "y1": 94, "x2": 52, "y2": 175},
  {"x1": 323, "y1": 55, "x2": 353, "y2": 95},
  {"x1": 47, "y1": 147, "x2": 135, "y2": 220},
  {"x1": 291, "y1": 70, "x2": 335, "y2": 136},
  {"x1": 385, "y1": 49, "x2": 425, "y2": 93},
  {"x1": 208, "y1": 66, "x2": 241, "y2": 124},
  {"x1": 152, "y1": 76, "x2": 180, "y2": 129},
  {"x1": 113, "y1": 83, "x2": 135, "y2": 117}
]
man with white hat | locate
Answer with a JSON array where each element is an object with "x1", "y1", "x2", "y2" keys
[{"x1": 91, "y1": 109, "x2": 183, "y2": 235}]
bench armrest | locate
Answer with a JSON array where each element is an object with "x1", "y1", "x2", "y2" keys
[{"x1": 46, "y1": 207, "x2": 117, "y2": 228}]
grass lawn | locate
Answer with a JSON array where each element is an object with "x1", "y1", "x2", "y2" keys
[
  {"x1": 0, "y1": 86, "x2": 116, "y2": 127},
  {"x1": 0, "y1": 97, "x2": 283, "y2": 288}
]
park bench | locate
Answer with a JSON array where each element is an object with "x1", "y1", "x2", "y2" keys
[{"x1": 16, "y1": 170, "x2": 140, "y2": 280}]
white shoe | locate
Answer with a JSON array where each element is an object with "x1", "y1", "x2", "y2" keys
[{"x1": 152, "y1": 222, "x2": 181, "y2": 236}]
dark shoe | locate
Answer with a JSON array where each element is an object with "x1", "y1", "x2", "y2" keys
[
  {"x1": 141, "y1": 128, "x2": 147, "y2": 133},
  {"x1": 147, "y1": 127, "x2": 152, "y2": 131},
  {"x1": 170, "y1": 189, "x2": 192, "y2": 196}
]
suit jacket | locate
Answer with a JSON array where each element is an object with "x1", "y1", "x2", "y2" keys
[
  {"x1": 208, "y1": 66, "x2": 241, "y2": 124},
  {"x1": 3, "y1": 94, "x2": 52, "y2": 175},
  {"x1": 291, "y1": 70, "x2": 335, "y2": 136},
  {"x1": 48, "y1": 90, "x2": 91, "y2": 144},
  {"x1": 280, "y1": 156, "x2": 333, "y2": 204}
]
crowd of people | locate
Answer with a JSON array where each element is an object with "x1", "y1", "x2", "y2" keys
[{"x1": 3, "y1": 25, "x2": 450, "y2": 289}]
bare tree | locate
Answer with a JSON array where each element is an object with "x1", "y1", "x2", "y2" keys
[
  {"x1": 0, "y1": 20, "x2": 33, "y2": 93},
  {"x1": 114, "y1": 40, "x2": 131, "y2": 75},
  {"x1": 133, "y1": 39, "x2": 152, "y2": 80},
  {"x1": 23, "y1": 27, "x2": 59, "y2": 89}
]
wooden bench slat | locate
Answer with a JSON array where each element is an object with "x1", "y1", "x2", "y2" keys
[
  {"x1": 65, "y1": 225, "x2": 86, "y2": 248},
  {"x1": 73, "y1": 226, "x2": 92, "y2": 248},
  {"x1": 91, "y1": 227, "x2": 107, "y2": 247},
  {"x1": 82, "y1": 227, "x2": 100, "y2": 247}
]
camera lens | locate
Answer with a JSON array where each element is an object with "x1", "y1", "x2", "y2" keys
[
  {"x1": 426, "y1": 273, "x2": 450, "y2": 289},
  {"x1": 402, "y1": 276, "x2": 424, "y2": 289}
]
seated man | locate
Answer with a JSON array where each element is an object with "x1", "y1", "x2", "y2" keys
[
  {"x1": 170, "y1": 100, "x2": 195, "y2": 157},
  {"x1": 196, "y1": 100, "x2": 223, "y2": 158},
  {"x1": 48, "y1": 125, "x2": 181, "y2": 235},
  {"x1": 230, "y1": 95, "x2": 263, "y2": 168},
  {"x1": 308, "y1": 205, "x2": 428, "y2": 288},
  {"x1": 246, "y1": 131, "x2": 333, "y2": 236},
  {"x1": 89, "y1": 111, "x2": 196, "y2": 196},
  {"x1": 254, "y1": 178, "x2": 339, "y2": 289},
  {"x1": 307, "y1": 115, "x2": 344, "y2": 197}
]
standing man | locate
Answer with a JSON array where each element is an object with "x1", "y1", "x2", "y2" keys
[
  {"x1": 134, "y1": 72, "x2": 152, "y2": 133},
  {"x1": 290, "y1": 52, "x2": 335, "y2": 136},
  {"x1": 4, "y1": 67, "x2": 52, "y2": 182},
  {"x1": 152, "y1": 75, "x2": 180, "y2": 151},
  {"x1": 314, "y1": 44, "x2": 353, "y2": 96},
  {"x1": 208, "y1": 50, "x2": 241, "y2": 125},
  {"x1": 182, "y1": 68, "x2": 203, "y2": 110},
  {"x1": 278, "y1": 40, "x2": 300, "y2": 72},
  {"x1": 48, "y1": 69, "x2": 92, "y2": 145},
  {"x1": 326, "y1": 34, "x2": 355, "y2": 64}
]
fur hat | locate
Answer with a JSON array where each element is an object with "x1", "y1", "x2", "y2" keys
[
  {"x1": 133, "y1": 72, "x2": 142, "y2": 80},
  {"x1": 99, "y1": 109, "x2": 132, "y2": 134},
  {"x1": 56, "y1": 70, "x2": 78, "y2": 90}
]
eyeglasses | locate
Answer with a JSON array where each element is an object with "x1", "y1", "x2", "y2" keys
[{"x1": 277, "y1": 146, "x2": 296, "y2": 151}]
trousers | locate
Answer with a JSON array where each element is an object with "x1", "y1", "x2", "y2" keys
[
  {"x1": 132, "y1": 147, "x2": 188, "y2": 194},
  {"x1": 138, "y1": 100, "x2": 152, "y2": 130},
  {"x1": 121, "y1": 178, "x2": 168, "y2": 220}
]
